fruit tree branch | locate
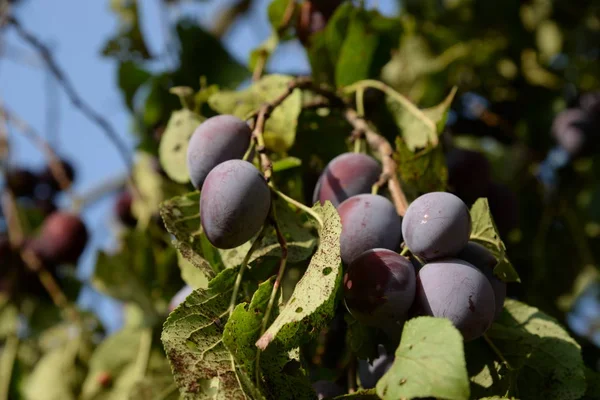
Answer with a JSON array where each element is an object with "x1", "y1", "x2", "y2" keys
[
  {"x1": 344, "y1": 108, "x2": 409, "y2": 216},
  {"x1": 7, "y1": 16, "x2": 133, "y2": 170},
  {"x1": 1, "y1": 106, "x2": 75, "y2": 196},
  {"x1": 0, "y1": 108, "x2": 81, "y2": 323}
]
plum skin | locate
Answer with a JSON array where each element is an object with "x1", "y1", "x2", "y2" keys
[
  {"x1": 458, "y1": 241, "x2": 506, "y2": 321},
  {"x1": 401, "y1": 191, "x2": 471, "y2": 260},
  {"x1": 200, "y1": 160, "x2": 271, "y2": 249},
  {"x1": 187, "y1": 115, "x2": 252, "y2": 190},
  {"x1": 344, "y1": 248, "x2": 416, "y2": 330},
  {"x1": 313, "y1": 153, "x2": 381, "y2": 208},
  {"x1": 29, "y1": 211, "x2": 88, "y2": 264},
  {"x1": 413, "y1": 259, "x2": 496, "y2": 341},
  {"x1": 338, "y1": 194, "x2": 402, "y2": 265}
]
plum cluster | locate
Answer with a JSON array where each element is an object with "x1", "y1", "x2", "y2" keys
[
  {"x1": 1, "y1": 158, "x2": 88, "y2": 297},
  {"x1": 186, "y1": 115, "x2": 271, "y2": 249},
  {"x1": 342, "y1": 191, "x2": 506, "y2": 343}
]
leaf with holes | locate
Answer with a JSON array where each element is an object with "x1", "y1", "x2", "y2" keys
[
  {"x1": 161, "y1": 287, "x2": 261, "y2": 399},
  {"x1": 256, "y1": 202, "x2": 342, "y2": 351}
]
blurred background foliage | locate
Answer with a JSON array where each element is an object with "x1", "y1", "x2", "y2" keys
[{"x1": 1, "y1": 0, "x2": 600, "y2": 397}]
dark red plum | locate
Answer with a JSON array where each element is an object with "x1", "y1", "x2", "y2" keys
[
  {"x1": 5, "y1": 168, "x2": 38, "y2": 197},
  {"x1": 344, "y1": 249, "x2": 415, "y2": 332},
  {"x1": 313, "y1": 153, "x2": 381, "y2": 208},
  {"x1": 458, "y1": 241, "x2": 506, "y2": 320},
  {"x1": 413, "y1": 259, "x2": 495, "y2": 341},
  {"x1": 338, "y1": 194, "x2": 402, "y2": 265},
  {"x1": 187, "y1": 115, "x2": 252, "y2": 189},
  {"x1": 551, "y1": 109, "x2": 596, "y2": 156},
  {"x1": 402, "y1": 192, "x2": 471, "y2": 260},
  {"x1": 114, "y1": 190, "x2": 136, "y2": 227},
  {"x1": 446, "y1": 148, "x2": 491, "y2": 205},
  {"x1": 200, "y1": 160, "x2": 270, "y2": 249},
  {"x1": 30, "y1": 211, "x2": 88, "y2": 264}
]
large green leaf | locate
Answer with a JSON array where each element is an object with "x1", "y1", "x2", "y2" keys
[
  {"x1": 209, "y1": 75, "x2": 302, "y2": 152},
  {"x1": 469, "y1": 198, "x2": 520, "y2": 283},
  {"x1": 161, "y1": 287, "x2": 260, "y2": 399},
  {"x1": 376, "y1": 317, "x2": 470, "y2": 400},
  {"x1": 24, "y1": 337, "x2": 84, "y2": 400},
  {"x1": 468, "y1": 299, "x2": 586, "y2": 400},
  {"x1": 256, "y1": 202, "x2": 342, "y2": 351},
  {"x1": 394, "y1": 136, "x2": 448, "y2": 198},
  {"x1": 223, "y1": 278, "x2": 313, "y2": 399},
  {"x1": 117, "y1": 61, "x2": 151, "y2": 111},
  {"x1": 159, "y1": 109, "x2": 203, "y2": 184},
  {"x1": 80, "y1": 328, "x2": 150, "y2": 400}
]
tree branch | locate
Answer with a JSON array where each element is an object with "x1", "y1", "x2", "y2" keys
[
  {"x1": 345, "y1": 108, "x2": 409, "y2": 216},
  {"x1": 7, "y1": 16, "x2": 133, "y2": 170}
]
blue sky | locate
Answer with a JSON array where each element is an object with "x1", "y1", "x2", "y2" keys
[{"x1": 1, "y1": 0, "x2": 398, "y2": 332}]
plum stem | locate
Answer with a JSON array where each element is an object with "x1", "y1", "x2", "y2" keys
[
  {"x1": 271, "y1": 188, "x2": 324, "y2": 228},
  {"x1": 0, "y1": 106, "x2": 77, "y2": 204},
  {"x1": 255, "y1": 204, "x2": 288, "y2": 386},
  {"x1": 483, "y1": 333, "x2": 513, "y2": 370},
  {"x1": 7, "y1": 16, "x2": 133, "y2": 172},
  {"x1": 229, "y1": 225, "x2": 268, "y2": 314}
]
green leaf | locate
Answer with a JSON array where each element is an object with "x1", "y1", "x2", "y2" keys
[
  {"x1": 249, "y1": 35, "x2": 279, "y2": 72},
  {"x1": 223, "y1": 278, "x2": 275, "y2": 377},
  {"x1": 93, "y1": 230, "x2": 181, "y2": 320},
  {"x1": 256, "y1": 202, "x2": 342, "y2": 351},
  {"x1": 272, "y1": 157, "x2": 302, "y2": 172},
  {"x1": 131, "y1": 152, "x2": 166, "y2": 228},
  {"x1": 345, "y1": 314, "x2": 379, "y2": 361},
  {"x1": 376, "y1": 317, "x2": 470, "y2": 400},
  {"x1": 469, "y1": 299, "x2": 586, "y2": 400},
  {"x1": 158, "y1": 109, "x2": 203, "y2": 184},
  {"x1": 0, "y1": 300, "x2": 18, "y2": 338},
  {"x1": 117, "y1": 61, "x2": 151, "y2": 111},
  {"x1": 469, "y1": 198, "x2": 520, "y2": 283},
  {"x1": 80, "y1": 328, "x2": 150, "y2": 400},
  {"x1": 344, "y1": 80, "x2": 440, "y2": 151},
  {"x1": 583, "y1": 367, "x2": 600, "y2": 400},
  {"x1": 422, "y1": 86, "x2": 458, "y2": 133},
  {"x1": 268, "y1": 0, "x2": 297, "y2": 38},
  {"x1": 24, "y1": 338, "x2": 83, "y2": 400},
  {"x1": 334, "y1": 388, "x2": 379, "y2": 399},
  {"x1": 178, "y1": 251, "x2": 210, "y2": 290},
  {"x1": 335, "y1": 11, "x2": 379, "y2": 87},
  {"x1": 209, "y1": 74, "x2": 302, "y2": 152},
  {"x1": 394, "y1": 136, "x2": 448, "y2": 197},
  {"x1": 161, "y1": 287, "x2": 259, "y2": 399},
  {"x1": 102, "y1": 0, "x2": 152, "y2": 60}
]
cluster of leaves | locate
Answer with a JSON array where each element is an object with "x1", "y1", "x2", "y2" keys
[{"x1": 2, "y1": 0, "x2": 600, "y2": 399}]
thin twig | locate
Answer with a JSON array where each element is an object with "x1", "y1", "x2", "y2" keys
[
  {"x1": 1, "y1": 191, "x2": 80, "y2": 323},
  {"x1": 345, "y1": 108, "x2": 409, "y2": 216},
  {"x1": 8, "y1": 16, "x2": 133, "y2": 170},
  {"x1": 1, "y1": 106, "x2": 75, "y2": 197},
  {"x1": 271, "y1": 188, "x2": 323, "y2": 227},
  {"x1": 483, "y1": 333, "x2": 513, "y2": 370},
  {"x1": 229, "y1": 226, "x2": 268, "y2": 314},
  {"x1": 255, "y1": 205, "x2": 289, "y2": 385}
]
